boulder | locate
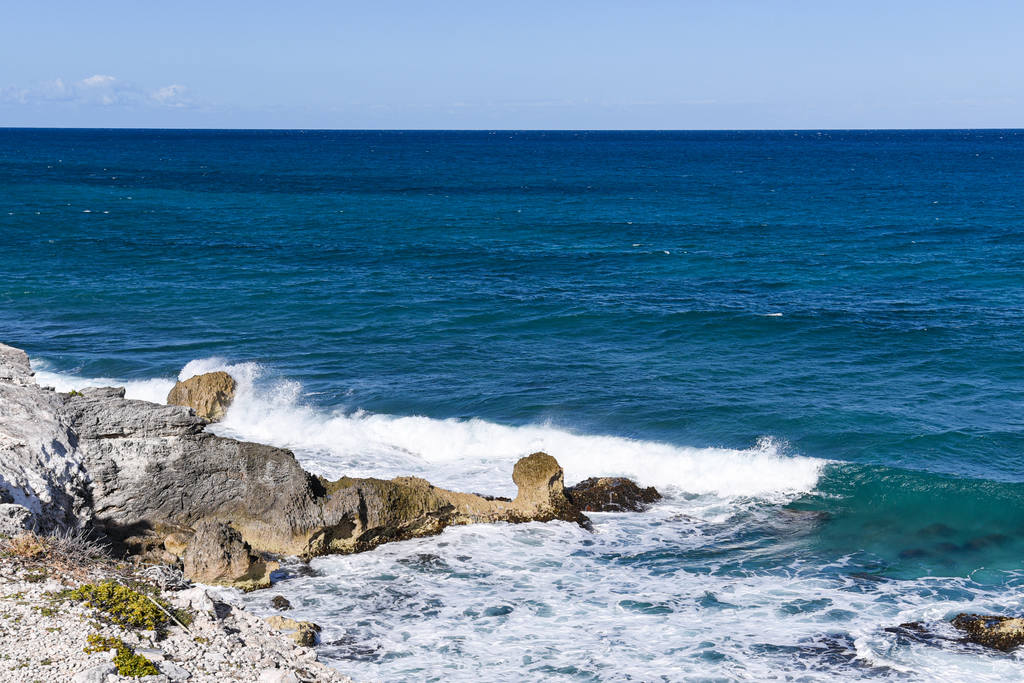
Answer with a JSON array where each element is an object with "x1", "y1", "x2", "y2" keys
[
  {"x1": 951, "y1": 613, "x2": 1024, "y2": 651},
  {"x1": 166, "y1": 371, "x2": 236, "y2": 421},
  {"x1": 565, "y1": 477, "x2": 661, "y2": 512},
  {"x1": 265, "y1": 615, "x2": 321, "y2": 647},
  {"x1": 271, "y1": 595, "x2": 292, "y2": 610},
  {"x1": 182, "y1": 520, "x2": 278, "y2": 591},
  {"x1": 0, "y1": 342, "x2": 633, "y2": 586}
]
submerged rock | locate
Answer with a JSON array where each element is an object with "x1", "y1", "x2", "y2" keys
[
  {"x1": 271, "y1": 595, "x2": 292, "y2": 610},
  {"x1": 166, "y1": 370, "x2": 236, "y2": 421},
  {"x1": 565, "y1": 477, "x2": 661, "y2": 512},
  {"x1": 951, "y1": 613, "x2": 1024, "y2": 651}
]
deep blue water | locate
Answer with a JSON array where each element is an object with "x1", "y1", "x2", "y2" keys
[{"x1": 2, "y1": 129, "x2": 1024, "y2": 679}]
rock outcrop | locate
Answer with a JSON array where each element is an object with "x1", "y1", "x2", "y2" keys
[
  {"x1": 951, "y1": 613, "x2": 1024, "y2": 651},
  {"x1": 0, "y1": 342, "x2": 604, "y2": 579},
  {"x1": 0, "y1": 343, "x2": 92, "y2": 533},
  {"x1": 181, "y1": 521, "x2": 278, "y2": 591},
  {"x1": 566, "y1": 477, "x2": 661, "y2": 512},
  {"x1": 166, "y1": 371, "x2": 236, "y2": 421}
]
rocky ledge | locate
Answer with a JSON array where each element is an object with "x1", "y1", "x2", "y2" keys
[{"x1": 0, "y1": 342, "x2": 658, "y2": 591}]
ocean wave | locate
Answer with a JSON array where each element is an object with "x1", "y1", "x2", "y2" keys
[{"x1": 30, "y1": 357, "x2": 827, "y2": 500}]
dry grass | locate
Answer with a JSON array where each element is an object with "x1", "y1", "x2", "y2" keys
[{"x1": 1, "y1": 527, "x2": 116, "y2": 580}]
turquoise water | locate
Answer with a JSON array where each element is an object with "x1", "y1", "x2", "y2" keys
[{"x1": 2, "y1": 129, "x2": 1024, "y2": 679}]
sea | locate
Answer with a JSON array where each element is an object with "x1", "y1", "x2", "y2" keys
[{"x1": 2, "y1": 129, "x2": 1023, "y2": 681}]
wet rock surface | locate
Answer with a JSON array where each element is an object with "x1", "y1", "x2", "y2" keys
[
  {"x1": 951, "y1": 613, "x2": 1024, "y2": 651},
  {"x1": 565, "y1": 477, "x2": 661, "y2": 512}
]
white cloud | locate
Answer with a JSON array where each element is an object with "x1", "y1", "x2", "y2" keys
[
  {"x1": 149, "y1": 84, "x2": 190, "y2": 107},
  {"x1": 81, "y1": 74, "x2": 116, "y2": 87},
  {"x1": 1, "y1": 75, "x2": 195, "y2": 108}
]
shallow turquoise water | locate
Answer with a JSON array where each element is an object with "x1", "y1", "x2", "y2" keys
[{"x1": 2, "y1": 129, "x2": 1024, "y2": 679}]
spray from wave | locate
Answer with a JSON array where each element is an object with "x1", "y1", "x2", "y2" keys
[{"x1": 31, "y1": 357, "x2": 827, "y2": 500}]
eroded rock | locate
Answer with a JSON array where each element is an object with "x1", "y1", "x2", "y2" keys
[
  {"x1": 951, "y1": 613, "x2": 1024, "y2": 651},
  {"x1": 0, "y1": 342, "x2": 648, "y2": 587},
  {"x1": 566, "y1": 477, "x2": 661, "y2": 512},
  {"x1": 182, "y1": 520, "x2": 278, "y2": 591},
  {"x1": 166, "y1": 371, "x2": 236, "y2": 421},
  {"x1": 265, "y1": 615, "x2": 321, "y2": 646}
]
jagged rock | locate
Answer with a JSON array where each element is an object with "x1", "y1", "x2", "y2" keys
[
  {"x1": 182, "y1": 520, "x2": 278, "y2": 591},
  {"x1": 1, "y1": 342, "x2": 625, "y2": 585},
  {"x1": 0, "y1": 503, "x2": 34, "y2": 536},
  {"x1": 951, "y1": 613, "x2": 1024, "y2": 651},
  {"x1": 166, "y1": 371, "x2": 236, "y2": 421},
  {"x1": 0, "y1": 343, "x2": 92, "y2": 533},
  {"x1": 566, "y1": 477, "x2": 661, "y2": 512},
  {"x1": 271, "y1": 595, "x2": 292, "y2": 610},
  {"x1": 265, "y1": 615, "x2": 321, "y2": 646}
]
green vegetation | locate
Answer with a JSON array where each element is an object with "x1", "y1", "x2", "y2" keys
[
  {"x1": 69, "y1": 582, "x2": 169, "y2": 631},
  {"x1": 84, "y1": 634, "x2": 159, "y2": 677},
  {"x1": 68, "y1": 389, "x2": 83, "y2": 397}
]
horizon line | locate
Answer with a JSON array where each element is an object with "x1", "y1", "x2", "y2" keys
[{"x1": 2, "y1": 126, "x2": 1024, "y2": 133}]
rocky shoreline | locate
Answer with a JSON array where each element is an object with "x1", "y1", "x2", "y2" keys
[
  {"x1": 0, "y1": 341, "x2": 666, "y2": 679},
  {"x1": 0, "y1": 533, "x2": 350, "y2": 682}
]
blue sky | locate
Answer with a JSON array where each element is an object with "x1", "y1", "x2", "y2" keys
[{"x1": 1, "y1": 1, "x2": 1020, "y2": 129}]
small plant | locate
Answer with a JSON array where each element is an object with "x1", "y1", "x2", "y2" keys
[
  {"x1": 69, "y1": 582, "x2": 169, "y2": 631},
  {"x1": 5, "y1": 534, "x2": 46, "y2": 559},
  {"x1": 83, "y1": 633, "x2": 122, "y2": 653},
  {"x1": 84, "y1": 634, "x2": 159, "y2": 677},
  {"x1": 67, "y1": 389, "x2": 83, "y2": 397}
]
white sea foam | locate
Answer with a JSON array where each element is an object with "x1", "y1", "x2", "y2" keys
[
  {"x1": 30, "y1": 356, "x2": 1019, "y2": 680},
  {"x1": 229, "y1": 511, "x2": 1024, "y2": 682},
  {"x1": 31, "y1": 356, "x2": 826, "y2": 501},
  {"x1": 32, "y1": 362, "x2": 175, "y2": 405}
]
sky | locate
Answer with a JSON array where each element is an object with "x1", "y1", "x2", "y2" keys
[{"x1": 0, "y1": 1, "x2": 1021, "y2": 129}]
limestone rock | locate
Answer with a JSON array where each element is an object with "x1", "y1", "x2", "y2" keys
[
  {"x1": 1, "y1": 342, "x2": 626, "y2": 585},
  {"x1": 566, "y1": 477, "x2": 662, "y2": 512},
  {"x1": 182, "y1": 521, "x2": 278, "y2": 591},
  {"x1": 951, "y1": 613, "x2": 1024, "y2": 651},
  {"x1": 0, "y1": 503, "x2": 34, "y2": 536},
  {"x1": 71, "y1": 663, "x2": 117, "y2": 683},
  {"x1": 265, "y1": 615, "x2": 321, "y2": 647},
  {"x1": 0, "y1": 343, "x2": 92, "y2": 532},
  {"x1": 166, "y1": 371, "x2": 236, "y2": 421}
]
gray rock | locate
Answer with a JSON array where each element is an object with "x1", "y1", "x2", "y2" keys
[
  {"x1": 1, "y1": 342, "x2": 597, "y2": 575},
  {"x1": 258, "y1": 669, "x2": 300, "y2": 683},
  {"x1": 158, "y1": 661, "x2": 192, "y2": 680},
  {"x1": 70, "y1": 663, "x2": 117, "y2": 683},
  {"x1": 0, "y1": 503, "x2": 34, "y2": 535},
  {"x1": 0, "y1": 343, "x2": 92, "y2": 532}
]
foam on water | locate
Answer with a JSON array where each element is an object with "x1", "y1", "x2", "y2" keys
[
  {"x1": 229, "y1": 509, "x2": 1024, "y2": 682},
  {"x1": 175, "y1": 358, "x2": 825, "y2": 500},
  {"x1": 31, "y1": 355, "x2": 824, "y2": 500},
  {"x1": 35, "y1": 357, "x2": 1023, "y2": 681},
  {"x1": 32, "y1": 361, "x2": 176, "y2": 405}
]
